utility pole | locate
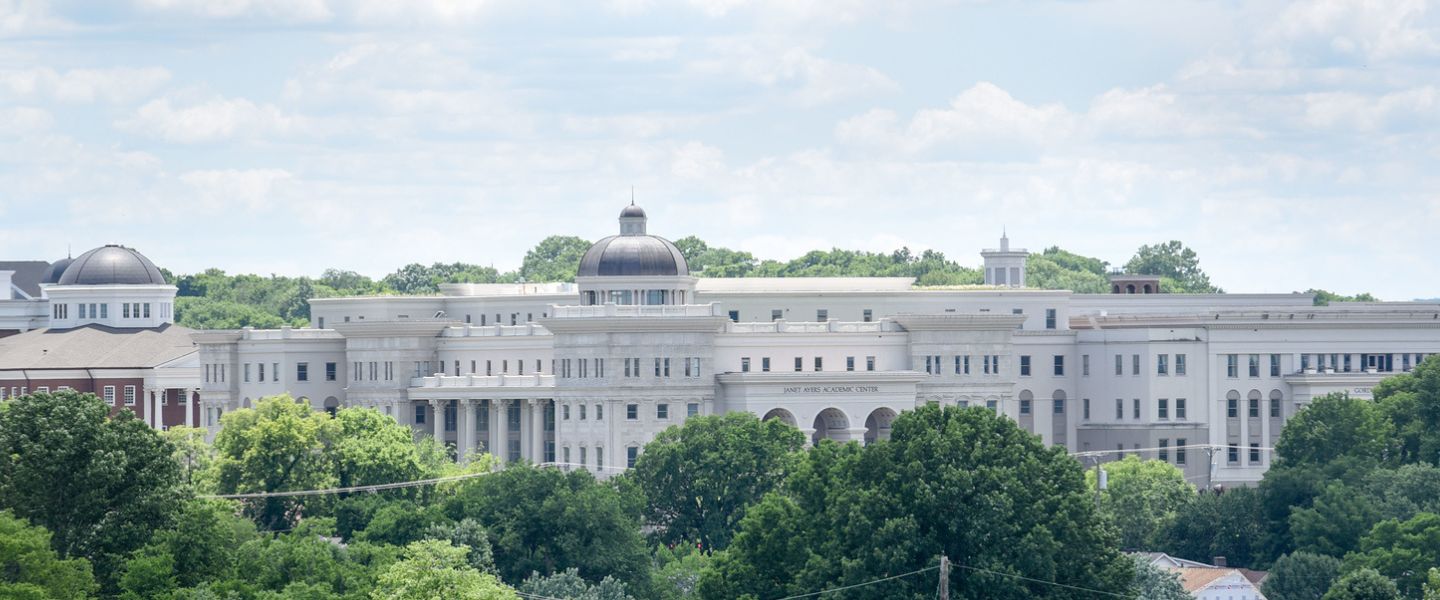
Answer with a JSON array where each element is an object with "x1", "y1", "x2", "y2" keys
[{"x1": 938, "y1": 554, "x2": 950, "y2": 600}]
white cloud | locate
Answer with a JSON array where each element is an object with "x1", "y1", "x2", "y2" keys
[
  {"x1": 132, "y1": 0, "x2": 498, "y2": 25},
  {"x1": 0, "y1": 106, "x2": 51, "y2": 134},
  {"x1": 1301, "y1": 85, "x2": 1440, "y2": 131},
  {"x1": 0, "y1": 66, "x2": 171, "y2": 104},
  {"x1": 133, "y1": 0, "x2": 332, "y2": 22},
  {"x1": 0, "y1": 0, "x2": 70, "y2": 36},
  {"x1": 179, "y1": 168, "x2": 293, "y2": 210},
  {"x1": 689, "y1": 40, "x2": 897, "y2": 106},
  {"x1": 1272, "y1": 0, "x2": 1440, "y2": 60},
  {"x1": 118, "y1": 96, "x2": 307, "y2": 142},
  {"x1": 836, "y1": 82, "x2": 1072, "y2": 157}
]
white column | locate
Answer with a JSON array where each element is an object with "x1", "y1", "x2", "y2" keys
[
  {"x1": 143, "y1": 388, "x2": 158, "y2": 429},
  {"x1": 185, "y1": 389, "x2": 196, "y2": 428},
  {"x1": 429, "y1": 399, "x2": 444, "y2": 444},
  {"x1": 495, "y1": 400, "x2": 510, "y2": 466},
  {"x1": 530, "y1": 399, "x2": 546, "y2": 463},
  {"x1": 458, "y1": 400, "x2": 474, "y2": 464}
]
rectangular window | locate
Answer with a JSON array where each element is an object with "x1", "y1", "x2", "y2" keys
[
  {"x1": 123, "y1": 303, "x2": 130, "y2": 318},
  {"x1": 1157, "y1": 354, "x2": 1168, "y2": 375},
  {"x1": 273, "y1": 363, "x2": 279, "y2": 381},
  {"x1": 771, "y1": 309, "x2": 782, "y2": 321},
  {"x1": 657, "y1": 403, "x2": 669, "y2": 420},
  {"x1": 728, "y1": 310, "x2": 739, "y2": 322},
  {"x1": 741, "y1": 357, "x2": 751, "y2": 372},
  {"x1": 1020, "y1": 355, "x2": 1031, "y2": 376},
  {"x1": 579, "y1": 404, "x2": 587, "y2": 420},
  {"x1": 1270, "y1": 397, "x2": 1281, "y2": 418},
  {"x1": 794, "y1": 357, "x2": 803, "y2": 372},
  {"x1": 104, "y1": 386, "x2": 116, "y2": 406},
  {"x1": 1249, "y1": 397, "x2": 1260, "y2": 418},
  {"x1": 1176, "y1": 439, "x2": 1187, "y2": 465},
  {"x1": 1045, "y1": 308, "x2": 1057, "y2": 329},
  {"x1": 1053, "y1": 355, "x2": 1064, "y2": 376},
  {"x1": 1176, "y1": 353, "x2": 1187, "y2": 375},
  {"x1": 143, "y1": 303, "x2": 150, "y2": 318},
  {"x1": 762, "y1": 357, "x2": 771, "y2": 372},
  {"x1": 1115, "y1": 398, "x2": 1124, "y2": 420},
  {"x1": 1158, "y1": 398, "x2": 1169, "y2": 419},
  {"x1": 1133, "y1": 398, "x2": 1140, "y2": 419},
  {"x1": 626, "y1": 404, "x2": 638, "y2": 420},
  {"x1": 866, "y1": 356, "x2": 876, "y2": 371},
  {"x1": 1176, "y1": 398, "x2": 1187, "y2": 420},
  {"x1": 1228, "y1": 445, "x2": 1239, "y2": 464},
  {"x1": 595, "y1": 404, "x2": 603, "y2": 420},
  {"x1": 326, "y1": 362, "x2": 337, "y2": 381},
  {"x1": 244, "y1": 363, "x2": 252, "y2": 382},
  {"x1": 1250, "y1": 443, "x2": 1262, "y2": 464},
  {"x1": 925, "y1": 355, "x2": 933, "y2": 375},
  {"x1": 1227, "y1": 354, "x2": 1239, "y2": 378},
  {"x1": 124, "y1": 386, "x2": 137, "y2": 406},
  {"x1": 257, "y1": 363, "x2": 265, "y2": 382},
  {"x1": 1159, "y1": 439, "x2": 1169, "y2": 462},
  {"x1": 563, "y1": 404, "x2": 570, "y2": 420},
  {"x1": 846, "y1": 356, "x2": 855, "y2": 371},
  {"x1": 863, "y1": 309, "x2": 873, "y2": 322},
  {"x1": 1132, "y1": 354, "x2": 1140, "y2": 375},
  {"x1": 689, "y1": 357, "x2": 699, "y2": 378},
  {"x1": 1082, "y1": 354, "x2": 1090, "y2": 377},
  {"x1": 100, "y1": 303, "x2": 108, "y2": 318},
  {"x1": 817, "y1": 309, "x2": 828, "y2": 321},
  {"x1": 1020, "y1": 399, "x2": 1031, "y2": 415},
  {"x1": 415, "y1": 404, "x2": 426, "y2": 425},
  {"x1": 563, "y1": 447, "x2": 570, "y2": 465},
  {"x1": 1249, "y1": 354, "x2": 1260, "y2": 377},
  {"x1": 1115, "y1": 354, "x2": 1123, "y2": 376},
  {"x1": 1083, "y1": 398, "x2": 1090, "y2": 420},
  {"x1": 1227, "y1": 398, "x2": 1239, "y2": 418},
  {"x1": 1270, "y1": 354, "x2": 1281, "y2": 377},
  {"x1": 687, "y1": 403, "x2": 699, "y2": 417},
  {"x1": 627, "y1": 447, "x2": 638, "y2": 468},
  {"x1": 580, "y1": 447, "x2": 587, "y2": 468}
]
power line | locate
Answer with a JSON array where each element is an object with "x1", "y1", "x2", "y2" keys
[
  {"x1": 770, "y1": 565, "x2": 939, "y2": 600},
  {"x1": 948, "y1": 562, "x2": 1129, "y2": 598}
]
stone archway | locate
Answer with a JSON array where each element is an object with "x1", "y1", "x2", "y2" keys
[
  {"x1": 323, "y1": 396, "x2": 340, "y2": 417},
  {"x1": 811, "y1": 407, "x2": 850, "y2": 445},
  {"x1": 863, "y1": 407, "x2": 897, "y2": 445},
  {"x1": 762, "y1": 407, "x2": 798, "y2": 428}
]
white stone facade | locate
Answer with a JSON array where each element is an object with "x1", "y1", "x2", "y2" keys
[{"x1": 187, "y1": 207, "x2": 1440, "y2": 485}]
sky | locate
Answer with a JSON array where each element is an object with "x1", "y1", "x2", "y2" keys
[{"x1": 1, "y1": 0, "x2": 1438, "y2": 299}]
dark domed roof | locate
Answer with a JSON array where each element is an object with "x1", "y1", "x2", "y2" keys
[
  {"x1": 579, "y1": 235, "x2": 689, "y2": 277},
  {"x1": 56, "y1": 245, "x2": 167, "y2": 286},
  {"x1": 40, "y1": 257, "x2": 74, "y2": 284},
  {"x1": 619, "y1": 204, "x2": 646, "y2": 219}
]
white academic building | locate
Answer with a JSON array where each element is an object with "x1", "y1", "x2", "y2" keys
[{"x1": 6, "y1": 205, "x2": 1440, "y2": 487}]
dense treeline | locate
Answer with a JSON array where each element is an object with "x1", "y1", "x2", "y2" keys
[
  {"x1": 1087, "y1": 357, "x2": 1440, "y2": 600},
  {"x1": 4, "y1": 360, "x2": 1440, "y2": 598},
  {"x1": 166, "y1": 236, "x2": 1266, "y2": 330}
]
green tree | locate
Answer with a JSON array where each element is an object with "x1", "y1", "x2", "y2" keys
[
  {"x1": 1373, "y1": 355, "x2": 1440, "y2": 466},
  {"x1": 423, "y1": 518, "x2": 496, "y2": 574},
  {"x1": 1157, "y1": 487, "x2": 1269, "y2": 568},
  {"x1": 1344, "y1": 512, "x2": 1440, "y2": 598},
  {"x1": 1086, "y1": 455, "x2": 1196, "y2": 549},
  {"x1": 161, "y1": 426, "x2": 217, "y2": 491},
  {"x1": 1322, "y1": 568, "x2": 1400, "y2": 600},
  {"x1": 1264, "y1": 552, "x2": 1342, "y2": 600},
  {"x1": 445, "y1": 465, "x2": 650, "y2": 592},
  {"x1": 370, "y1": 540, "x2": 517, "y2": 600},
  {"x1": 520, "y1": 236, "x2": 592, "y2": 282},
  {"x1": 1274, "y1": 393, "x2": 1394, "y2": 469},
  {"x1": 174, "y1": 296, "x2": 293, "y2": 329},
  {"x1": 1423, "y1": 568, "x2": 1440, "y2": 600},
  {"x1": 0, "y1": 390, "x2": 185, "y2": 590},
  {"x1": 355, "y1": 501, "x2": 447, "y2": 547},
  {"x1": 130, "y1": 499, "x2": 257, "y2": 590},
  {"x1": 630, "y1": 413, "x2": 805, "y2": 550},
  {"x1": 701, "y1": 404, "x2": 1133, "y2": 599},
  {"x1": 212, "y1": 396, "x2": 336, "y2": 531},
  {"x1": 1130, "y1": 556, "x2": 1190, "y2": 600},
  {"x1": 1124, "y1": 240, "x2": 1220, "y2": 293},
  {"x1": 650, "y1": 542, "x2": 710, "y2": 600},
  {"x1": 1289, "y1": 482, "x2": 1382, "y2": 557},
  {"x1": 519, "y1": 568, "x2": 633, "y2": 600},
  {"x1": 0, "y1": 510, "x2": 98, "y2": 600},
  {"x1": 1307, "y1": 289, "x2": 1379, "y2": 306}
]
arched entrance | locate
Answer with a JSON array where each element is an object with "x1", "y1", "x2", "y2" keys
[
  {"x1": 323, "y1": 396, "x2": 340, "y2": 417},
  {"x1": 811, "y1": 408, "x2": 850, "y2": 445},
  {"x1": 863, "y1": 407, "x2": 897, "y2": 445},
  {"x1": 762, "y1": 408, "x2": 797, "y2": 428}
]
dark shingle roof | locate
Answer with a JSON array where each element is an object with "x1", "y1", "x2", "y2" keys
[
  {"x1": 0, "y1": 261, "x2": 51, "y2": 298},
  {"x1": 0, "y1": 323, "x2": 196, "y2": 369}
]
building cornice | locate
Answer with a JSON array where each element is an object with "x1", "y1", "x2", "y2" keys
[
  {"x1": 891, "y1": 313, "x2": 1026, "y2": 331},
  {"x1": 330, "y1": 319, "x2": 457, "y2": 338},
  {"x1": 716, "y1": 370, "x2": 928, "y2": 385}
]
